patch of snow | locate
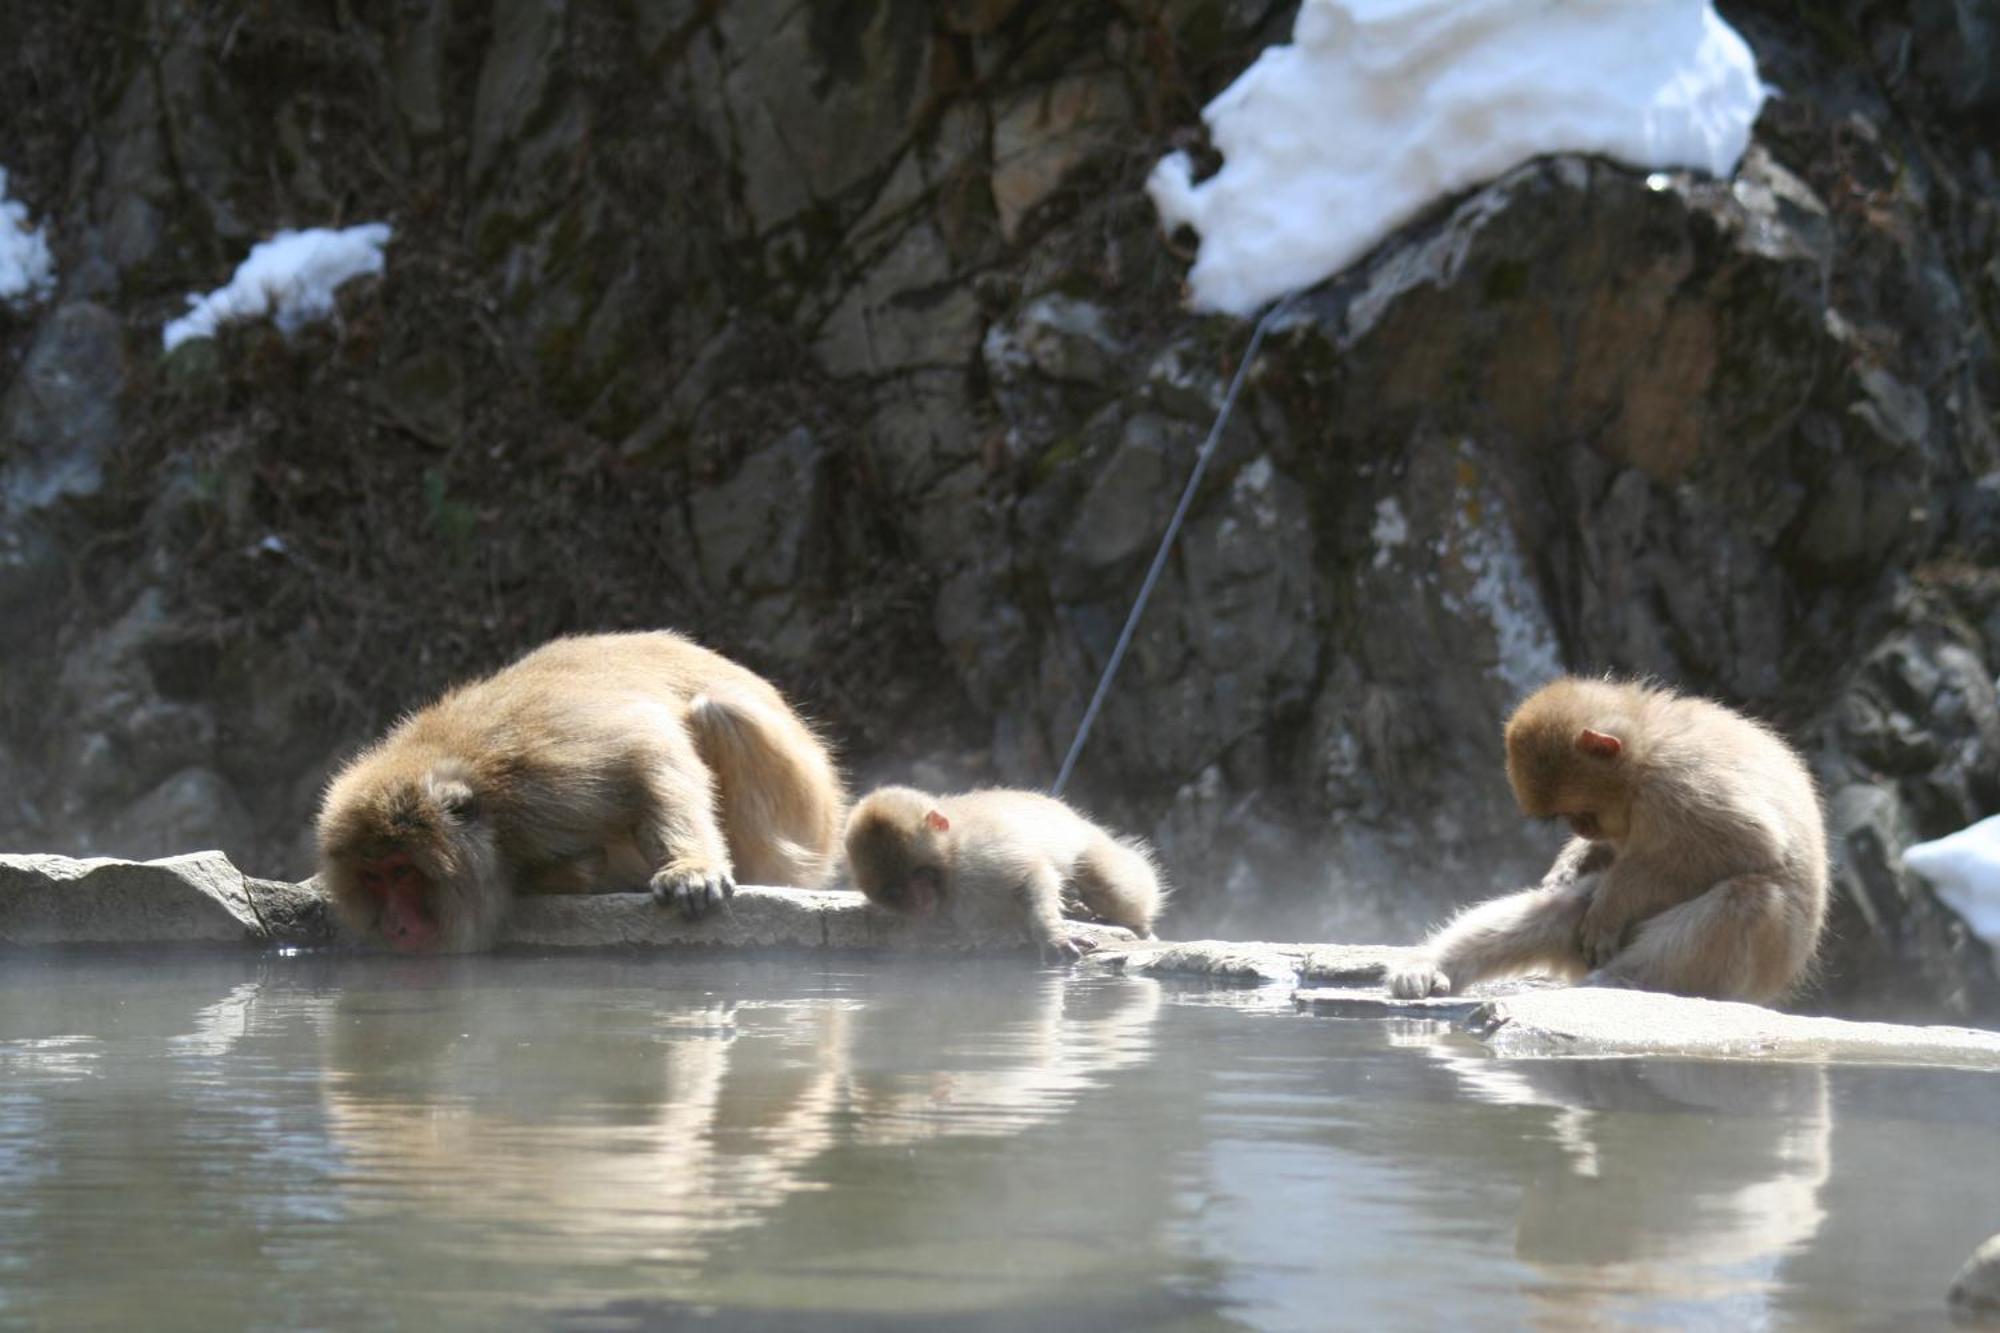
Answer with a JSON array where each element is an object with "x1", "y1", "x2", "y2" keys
[
  {"x1": 1148, "y1": 0, "x2": 1766, "y2": 315},
  {"x1": 161, "y1": 223, "x2": 393, "y2": 352},
  {"x1": 1370, "y1": 496, "x2": 1408, "y2": 568},
  {"x1": 0, "y1": 167, "x2": 56, "y2": 306},
  {"x1": 1904, "y1": 816, "x2": 2000, "y2": 944}
]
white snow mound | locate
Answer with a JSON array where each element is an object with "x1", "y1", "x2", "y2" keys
[
  {"x1": 0, "y1": 167, "x2": 57, "y2": 306},
  {"x1": 162, "y1": 223, "x2": 393, "y2": 352},
  {"x1": 1148, "y1": 0, "x2": 1767, "y2": 315},
  {"x1": 1904, "y1": 815, "x2": 2000, "y2": 944}
]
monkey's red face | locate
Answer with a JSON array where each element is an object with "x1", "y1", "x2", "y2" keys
[
  {"x1": 357, "y1": 850, "x2": 441, "y2": 952},
  {"x1": 891, "y1": 865, "x2": 943, "y2": 917}
]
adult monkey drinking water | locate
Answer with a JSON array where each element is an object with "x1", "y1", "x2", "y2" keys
[
  {"x1": 316, "y1": 631, "x2": 845, "y2": 952},
  {"x1": 1387, "y1": 677, "x2": 1828, "y2": 1005}
]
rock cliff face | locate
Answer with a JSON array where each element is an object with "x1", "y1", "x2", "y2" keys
[{"x1": 1, "y1": 1, "x2": 1995, "y2": 1016}]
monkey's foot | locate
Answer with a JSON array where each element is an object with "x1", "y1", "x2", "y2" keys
[
  {"x1": 1385, "y1": 963, "x2": 1452, "y2": 999},
  {"x1": 651, "y1": 864, "x2": 736, "y2": 919}
]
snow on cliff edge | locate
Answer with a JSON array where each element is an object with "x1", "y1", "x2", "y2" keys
[
  {"x1": 1149, "y1": 0, "x2": 1767, "y2": 316},
  {"x1": 162, "y1": 224, "x2": 392, "y2": 352}
]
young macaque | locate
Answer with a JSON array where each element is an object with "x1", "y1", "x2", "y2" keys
[
  {"x1": 843, "y1": 787, "x2": 1167, "y2": 961},
  {"x1": 1386, "y1": 677, "x2": 1828, "y2": 1005},
  {"x1": 317, "y1": 631, "x2": 845, "y2": 952}
]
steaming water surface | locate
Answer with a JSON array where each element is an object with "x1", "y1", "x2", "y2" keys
[{"x1": 0, "y1": 954, "x2": 1994, "y2": 1330}]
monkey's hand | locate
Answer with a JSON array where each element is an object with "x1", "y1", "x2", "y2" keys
[
  {"x1": 651, "y1": 860, "x2": 736, "y2": 920},
  {"x1": 1039, "y1": 934, "x2": 1097, "y2": 965},
  {"x1": 1385, "y1": 962, "x2": 1452, "y2": 999},
  {"x1": 1575, "y1": 899, "x2": 1630, "y2": 970}
]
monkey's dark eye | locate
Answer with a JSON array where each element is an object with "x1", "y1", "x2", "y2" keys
[{"x1": 441, "y1": 790, "x2": 480, "y2": 821}]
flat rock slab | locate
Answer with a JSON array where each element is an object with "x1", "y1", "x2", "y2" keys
[
  {"x1": 0, "y1": 854, "x2": 1139, "y2": 955},
  {"x1": 1092, "y1": 939, "x2": 1308, "y2": 983},
  {"x1": 1294, "y1": 979, "x2": 1558, "y2": 1021},
  {"x1": 1295, "y1": 985, "x2": 2000, "y2": 1070},
  {"x1": 0, "y1": 852, "x2": 265, "y2": 946}
]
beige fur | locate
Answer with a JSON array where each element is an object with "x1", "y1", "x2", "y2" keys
[
  {"x1": 843, "y1": 786, "x2": 1167, "y2": 960},
  {"x1": 317, "y1": 631, "x2": 846, "y2": 952},
  {"x1": 1386, "y1": 677, "x2": 1828, "y2": 1005}
]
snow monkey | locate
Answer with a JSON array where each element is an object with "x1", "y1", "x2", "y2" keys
[
  {"x1": 317, "y1": 631, "x2": 846, "y2": 952},
  {"x1": 1386, "y1": 677, "x2": 1828, "y2": 1005},
  {"x1": 843, "y1": 787, "x2": 1167, "y2": 961}
]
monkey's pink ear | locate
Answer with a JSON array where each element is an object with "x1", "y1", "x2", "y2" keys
[
  {"x1": 924, "y1": 809, "x2": 951, "y2": 833},
  {"x1": 1576, "y1": 729, "x2": 1623, "y2": 760}
]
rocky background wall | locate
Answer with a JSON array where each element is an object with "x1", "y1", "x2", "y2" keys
[{"x1": 1, "y1": 0, "x2": 1995, "y2": 1018}]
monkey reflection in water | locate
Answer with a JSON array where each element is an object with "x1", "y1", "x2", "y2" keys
[
  {"x1": 317, "y1": 966, "x2": 1164, "y2": 1269},
  {"x1": 1417, "y1": 1040, "x2": 1832, "y2": 1327},
  {"x1": 1389, "y1": 677, "x2": 1829, "y2": 1005}
]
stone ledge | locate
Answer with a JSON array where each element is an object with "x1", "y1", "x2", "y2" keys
[
  {"x1": 0, "y1": 852, "x2": 265, "y2": 946},
  {"x1": 0, "y1": 853, "x2": 1142, "y2": 955},
  {"x1": 501, "y1": 886, "x2": 1141, "y2": 954},
  {"x1": 1294, "y1": 985, "x2": 2000, "y2": 1070}
]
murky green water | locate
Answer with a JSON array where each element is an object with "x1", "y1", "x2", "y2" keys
[{"x1": 0, "y1": 954, "x2": 1994, "y2": 1330}]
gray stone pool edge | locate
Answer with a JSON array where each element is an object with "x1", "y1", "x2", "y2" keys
[{"x1": 7, "y1": 851, "x2": 2000, "y2": 1071}]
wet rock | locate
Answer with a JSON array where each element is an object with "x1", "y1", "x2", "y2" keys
[
  {"x1": 1298, "y1": 944, "x2": 1429, "y2": 985},
  {"x1": 245, "y1": 876, "x2": 337, "y2": 946},
  {"x1": 0, "y1": 303, "x2": 125, "y2": 510},
  {"x1": 500, "y1": 885, "x2": 1139, "y2": 954},
  {"x1": 0, "y1": 852, "x2": 265, "y2": 947},
  {"x1": 1300, "y1": 983, "x2": 2000, "y2": 1067},
  {"x1": 502, "y1": 886, "x2": 845, "y2": 950},
  {"x1": 1094, "y1": 940, "x2": 1306, "y2": 984},
  {"x1": 1951, "y1": 1233, "x2": 2000, "y2": 1323}
]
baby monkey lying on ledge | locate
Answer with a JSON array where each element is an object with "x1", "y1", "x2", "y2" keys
[
  {"x1": 844, "y1": 787, "x2": 1167, "y2": 960},
  {"x1": 1388, "y1": 677, "x2": 1828, "y2": 1005}
]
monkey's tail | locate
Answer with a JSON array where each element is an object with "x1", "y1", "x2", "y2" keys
[
  {"x1": 686, "y1": 692, "x2": 846, "y2": 888},
  {"x1": 1073, "y1": 835, "x2": 1168, "y2": 938}
]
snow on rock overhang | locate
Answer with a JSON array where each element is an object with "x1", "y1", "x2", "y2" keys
[
  {"x1": 1148, "y1": 0, "x2": 1767, "y2": 316},
  {"x1": 161, "y1": 223, "x2": 393, "y2": 352}
]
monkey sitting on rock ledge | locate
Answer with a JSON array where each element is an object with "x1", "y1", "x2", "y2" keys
[{"x1": 1387, "y1": 677, "x2": 1829, "y2": 1006}]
